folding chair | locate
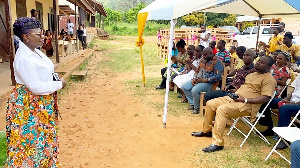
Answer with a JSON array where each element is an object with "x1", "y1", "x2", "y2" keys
[
  {"x1": 227, "y1": 91, "x2": 276, "y2": 147},
  {"x1": 265, "y1": 110, "x2": 300, "y2": 164},
  {"x1": 270, "y1": 78, "x2": 292, "y2": 116},
  {"x1": 199, "y1": 66, "x2": 229, "y2": 115},
  {"x1": 278, "y1": 79, "x2": 292, "y2": 98}
]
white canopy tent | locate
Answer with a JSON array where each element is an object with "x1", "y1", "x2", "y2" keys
[{"x1": 138, "y1": 0, "x2": 300, "y2": 127}]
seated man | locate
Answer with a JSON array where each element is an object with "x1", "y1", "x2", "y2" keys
[
  {"x1": 277, "y1": 32, "x2": 300, "y2": 71},
  {"x1": 191, "y1": 56, "x2": 276, "y2": 152},
  {"x1": 182, "y1": 47, "x2": 224, "y2": 114},
  {"x1": 216, "y1": 40, "x2": 231, "y2": 67},
  {"x1": 204, "y1": 49, "x2": 257, "y2": 101}
]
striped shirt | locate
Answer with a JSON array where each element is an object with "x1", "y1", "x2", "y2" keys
[{"x1": 216, "y1": 49, "x2": 231, "y2": 63}]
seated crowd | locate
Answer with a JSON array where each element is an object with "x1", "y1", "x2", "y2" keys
[{"x1": 155, "y1": 25, "x2": 300, "y2": 156}]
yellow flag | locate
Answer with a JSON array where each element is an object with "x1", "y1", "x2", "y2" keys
[{"x1": 136, "y1": 12, "x2": 148, "y2": 47}]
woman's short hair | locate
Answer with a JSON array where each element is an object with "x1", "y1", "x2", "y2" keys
[{"x1": 13, "y1": 17, "x2": 41, "y2": 40}]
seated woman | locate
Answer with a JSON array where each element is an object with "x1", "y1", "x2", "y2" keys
[
  {"x1": 156, "y1": 39, "x2": 188, "y2": 90},
  {"x1": 42, "y1": 30, "x2": 53, "y2": 57},
  {"x1": 59, "y1": 29, "x2": 66, "y2": 40},
  {"x1": 168, "y1": 39, "x2": 190, "y2": 91},
  {"x1": 258, "y1": 52, "x2": 291, "y2": 135},
  {"x1": 156, "y1": 42, "x2": 178, "y2": 89},
  {"x1": 173, "y1": 45, "x2": 204, "y2": 102}
]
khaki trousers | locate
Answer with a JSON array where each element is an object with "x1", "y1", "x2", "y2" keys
[{"x1": 203, "y1": 96, "x2": 251, "y2": 146}]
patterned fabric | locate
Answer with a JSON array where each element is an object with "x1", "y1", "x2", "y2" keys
[
  {"x1": 164, "y1": 52, "x2": 188, "y2": 78},
  {"x1": 216, "y1": 49, "x2": 231, "y2": 63},
  {"x1": 231, "y1": 64, "x2": 257, "y2": 89},
  {"x1": 6, "y1": 85, "x2": 59, "y2": 168},
  {"x1": 195, "y1": 56, "x2": 224, "y2": 84},
  {"x1": 270, "y1": 65, "x2": 291, "y2": 97}
]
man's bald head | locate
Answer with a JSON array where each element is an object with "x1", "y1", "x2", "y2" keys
[
  {"x1": 203, "y1": 47, "x2": 214, "y2": 60},
  {"x1": 245, "y1": 49, "x2": 256, "y2": 58}
]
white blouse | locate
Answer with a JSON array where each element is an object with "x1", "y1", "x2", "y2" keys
[
  {"x1": 291, "y1": 75, "x2": 300, "y2": 103},
  {"x1": 14, "y1": 41, "x2": 63, "y2": 95}
]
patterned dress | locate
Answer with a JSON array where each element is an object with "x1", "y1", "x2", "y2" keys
[
  {"x1": 6, "y1": 85, "x2": 59, "y2": 167},
  {"x1": 164, "y1": 52, "x2": 188, "y2": 80},
  {"x1": 270, "y1": 65, "x2": 291, "y2": 97}
]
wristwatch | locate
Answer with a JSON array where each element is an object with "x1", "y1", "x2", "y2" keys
[{"x1": 244, "y1": 98, "x2": 248, "y2": 103}]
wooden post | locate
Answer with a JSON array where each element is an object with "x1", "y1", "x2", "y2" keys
[
  {"x1": 75, "y1": 2, "x2": 78, "y2": 53},
  {"x1": 4, "y1": 0, "x2": 16, "y2": 85},
  {"x1": 53, "y1": 0, "x2": 59, "y2": 63}
]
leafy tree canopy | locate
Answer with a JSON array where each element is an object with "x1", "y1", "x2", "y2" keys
[{"x1": 125, "y1": 3, "x2": 147, "y2": 23}]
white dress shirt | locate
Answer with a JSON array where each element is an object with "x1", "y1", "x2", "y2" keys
[
  {"x1": 200, "y1": 30, "x2": 211, "y2": 48},
  {"x1": 67, "y1": 22, "x2": 74, "y2": 32},
  {"x1": 83, "y1": 28, "x2": 87, "y2": 37},
  {"x1": 14, "y1": 41, "x2": 63, "y2": 95},
  {"x1": 290, "y1": 75, "x2": 300, "y2": 102}
]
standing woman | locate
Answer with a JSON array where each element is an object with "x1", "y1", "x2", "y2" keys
[{"x1": 6, "y1": 17, "x2": 66, "y2": 167}]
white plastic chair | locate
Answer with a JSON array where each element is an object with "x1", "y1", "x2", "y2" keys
[
  {"x1": 265, "y1": 110, "x2": 300, "y2": 164},
  {"x1": 227, "y1": 92, "x2": 276, "y2": 147}
]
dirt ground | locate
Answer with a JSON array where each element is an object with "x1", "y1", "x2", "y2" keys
[{"x1": 57, "y1": 37, "x2": 211, "y2": 168}]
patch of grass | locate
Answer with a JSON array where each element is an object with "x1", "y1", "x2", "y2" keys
[
  {"x1": 92, "y1": 35, "x2": 290, "y2": 168},
  {"x1": 94, "y1": 37, "x2": 161, "y2": 73},
  {"x1": 0, "y1": 131, "x2": 6, "y2": 166},
  {"x1": 105, "y1": 21, "x2": 170, "y2": 36},
  {"x1": 88, "y1": 40, "x2": 94, "y2": 49}
]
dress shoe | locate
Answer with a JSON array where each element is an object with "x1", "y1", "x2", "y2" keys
[
  {"x1": 191, "y1": 131, "x2": 212, "y2": 137},
  {"x1": 202, "y1": 144, "x2": 224, "y2": 152},
  {"x1": 181, "y1": 99, "x2": 188, "y2": 103},
  {"x1": 261, "y1": 129, "x2": 274, "y2": 136},
  {"x1": 276, "y1": 140, "x2": 288, "y2": 149},
  {"x1": 155, "y1": 85, "x2": 165, "y2": 89},
  {"x1": 192, "y1": 108, "x2": 199, "y2": 114},
  {"x1": 187, "y1": 105, "x2": 194, "y2": 110}
]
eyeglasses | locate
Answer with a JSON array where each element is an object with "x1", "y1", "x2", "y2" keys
[{"x1": 28, "y1": 32, "x2": 43, "y2": 37}]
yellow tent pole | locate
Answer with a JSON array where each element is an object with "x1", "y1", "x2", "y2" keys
[{"x1": 140, "y1": 46, "x2": 146, "y2": 87}]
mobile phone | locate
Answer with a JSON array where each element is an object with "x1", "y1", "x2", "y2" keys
[
  {"x1": 53, "y1": 73, "x2": 60, "y2": 81},
  {"x1": 228, "y1": 92, "x2": 239, "y2": 99}
]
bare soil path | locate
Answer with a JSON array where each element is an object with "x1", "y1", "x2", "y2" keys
[{"x1": 58, "y1": 36, "x2": 206, "y2": 168}]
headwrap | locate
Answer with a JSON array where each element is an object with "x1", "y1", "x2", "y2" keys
[
  {"x1": 280, "y1": 51, "x2": 291, "y2": 62},
  {"x1": 13, "y1": 17, "x2": 41, "y2": 40}
]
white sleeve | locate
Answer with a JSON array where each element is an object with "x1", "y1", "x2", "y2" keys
[
  {"x1": 291, "y1": 75, "x2": 300, "y2": 88},
  {"x1": 16, "y1": 59, "x2": 63, "y2": 95}
]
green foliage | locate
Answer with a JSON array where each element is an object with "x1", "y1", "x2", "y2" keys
[
  {"x1": 241, "y1": 21, "x2": 255, "y2": 31},
  {"x1": 99, "y1": 0, "x2": 154, "y2": 12},
  {"x1": 206, "y1": 13, "x2": 229, "y2": 27},
  {"x1": 182, "y1": 12, "x2": 204, "y2": 26},
  {"x1": 223, "y1": 14, "x2": 237, "y2": 26},
  {"x1": 105, "y1": 21, "x2": 169, "y2": 36},
  {"x1": 0, "y1": 131, "x2": 6, "y2": 166},
  {"x1": 104, "y1": 8, "x2": 121, "y2": 26},
  {"x1": 125, "y1": 3, "x2": 147, "y2": 23}
]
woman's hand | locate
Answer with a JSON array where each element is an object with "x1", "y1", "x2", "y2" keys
[{"x1": 61, "y1": 78, "x2": 67, "y2": 89}]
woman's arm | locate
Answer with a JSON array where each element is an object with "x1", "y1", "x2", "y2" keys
[{"x1": 16, "y1": 59, "x2": 63, "y2": 95}]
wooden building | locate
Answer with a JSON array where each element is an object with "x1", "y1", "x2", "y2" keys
[{"x1": 0, "y1": 0, "x2": 106, "y2": 85}]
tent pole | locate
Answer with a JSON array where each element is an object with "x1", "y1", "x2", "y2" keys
[
  {"x1": 163, "y1": 19, "x2": 177, "y2": 128},
  {"x1": 203, "y1": 12, "x2": 206, "y2": 25},
  {"x1": 255, "y1": 16, "x2": 262, "y2": 52}
]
